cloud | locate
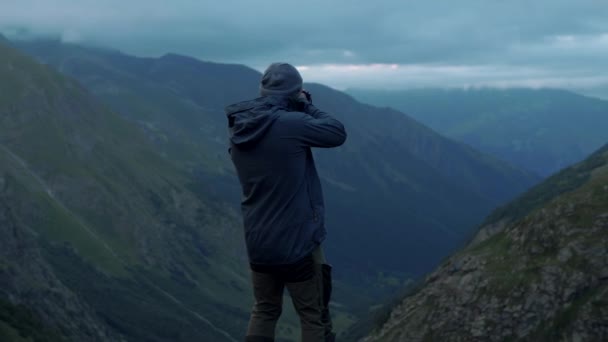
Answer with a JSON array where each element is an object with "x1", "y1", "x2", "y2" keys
[
  {"x1": 1, "y1": 0, "x2": 608, "y2": 96},
  {"x1": 297, "y1": 63, "x2": 608, "y2": 90}
]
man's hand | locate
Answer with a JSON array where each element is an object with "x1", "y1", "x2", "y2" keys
[{"x1": 299, "y1": 90, "x2": 312, "y2": 104}]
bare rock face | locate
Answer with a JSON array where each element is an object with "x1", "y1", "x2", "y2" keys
[{"x1": 365, "y1": 147, "x2": 608, "y2": 342}]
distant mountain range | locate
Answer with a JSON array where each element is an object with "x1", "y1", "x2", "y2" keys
[
  {"x1": 362, "y1": 143, "x2": 608, "y2": 341},
  {"x1": 348, "y1": 88, "x2": 608, "y2": 177},
  {"x1": 1, "y1": 38, "x2": 537, "y2": 341}
]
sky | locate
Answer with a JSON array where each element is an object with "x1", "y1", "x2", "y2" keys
[{"x1": 1, "y1": 0, "x2": 608, "y2": 97}]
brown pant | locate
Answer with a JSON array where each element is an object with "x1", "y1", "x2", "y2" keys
[{"x1": 246, "y1": 247, "x2": 334, "y2": 342}]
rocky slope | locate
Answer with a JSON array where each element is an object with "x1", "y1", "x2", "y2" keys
[
  {"x1": 364, "y1": 144, "x2": 608, "y2": 342},
  {"x1": 348, "y1": 88, "x2": 608, "y2": 177}
]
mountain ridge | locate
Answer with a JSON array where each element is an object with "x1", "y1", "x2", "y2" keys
[{"x1": 347, "y1": 87, "x2": 608, "y2": 177}]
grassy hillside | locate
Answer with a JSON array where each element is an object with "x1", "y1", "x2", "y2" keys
[{"x1": 0, "y1": 40, "x2": 261, "y2": 341}]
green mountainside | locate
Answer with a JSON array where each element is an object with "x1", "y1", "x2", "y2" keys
[
  {"x1": 347, "y1": 88, "x2": 608, "y2": 177},
  {"x1": 15, "y1": 39, "x2": 537, "y2": 281},
  {"x1": 0, "y1": 196, "x2": 115, "y2": 342},
  {"x1": 0, "y1": 40, "x2": 258, "y2": 341},
  {"x1": 364, "y1": 144, "x2": 608, "y2": 341},
  {"x1": 0, "y1": 299, "x2": 66, "y2": 342}
]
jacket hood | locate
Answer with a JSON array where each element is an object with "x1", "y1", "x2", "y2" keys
[
  {"x1": 259, "y1": 63, "x2": 303, "y2": 97},
  {"x1": 225, "y1": 96, "x2": 290, "y2": 147}
]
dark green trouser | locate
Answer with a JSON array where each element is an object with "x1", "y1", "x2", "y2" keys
[{"x1": 245, "y1": 246, "x2": 334, "y2": 342}]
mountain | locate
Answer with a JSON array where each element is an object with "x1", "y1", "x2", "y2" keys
[
  {"x1": 13, "y1": 39, "x2": 539, "y2": 282},
  {"x1": 347, "y1": 88, "x2": 608, "y2": 177},
  {"x1": 580, "y1": 85, "x2": 608, "y2": 101},
  {"x1": 363, "y1": 143, "x2": 608, "y2": 341},
  {"x1": 0, "y1": 40, "x2": 257, "y2": 341},
  {"x1": 2, "y1": 38, "x2": 539, "y2": 340}
]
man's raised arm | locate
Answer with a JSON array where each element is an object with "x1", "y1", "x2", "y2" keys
[{"x1": 282, "y1": 103, "x2": 347, "y2": 148}]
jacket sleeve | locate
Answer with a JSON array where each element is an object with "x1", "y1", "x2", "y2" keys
[{"x1": 281, "y1": 104, "x2": 347, "y2": 148}]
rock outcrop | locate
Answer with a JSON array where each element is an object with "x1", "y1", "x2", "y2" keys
[{"x1": 366, "y1": 145, "x2": 608, "y2": 342}]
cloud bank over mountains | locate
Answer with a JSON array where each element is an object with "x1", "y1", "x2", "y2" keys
[{"x1": 2, "y1": 0, "x2": 607, "y2": 96}]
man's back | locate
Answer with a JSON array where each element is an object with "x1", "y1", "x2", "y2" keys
[{"x1": 226, "y1": 95, "x2": 346, "y2": 265}]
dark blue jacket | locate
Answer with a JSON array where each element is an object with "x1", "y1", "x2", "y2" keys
[{"x1": 226, "y1": 96, "x2": 347, "y2": 265}]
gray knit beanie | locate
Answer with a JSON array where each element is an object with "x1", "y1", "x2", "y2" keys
[{"x1": 260, "y1": 63, "x2": 303, "y2": 97}]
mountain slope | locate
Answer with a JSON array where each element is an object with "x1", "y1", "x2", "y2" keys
[
  {"x1": 0, "y1": 40, "x2": 258, "y2": 341},
  {"x1": 365, "y1": 143, "x2": 608, "y2": 342},
  {"x1": 348, "y1": 88, "x2": 608, "y2": 176},
  {"x1": 0, "y1": 194, "x2": 117, "y2": 341},
  {"x1": 15, "y1": 39, "x2": 538, "y2": 282}
]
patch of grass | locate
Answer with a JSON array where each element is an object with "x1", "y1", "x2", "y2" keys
[
  {"x1": 0, "y1": 167, "x2": 127, "y2": 275},
  {"x1": 43, "y1": 243, "x2": 243, "y2": 342},
  {"x1": 483, "y1": 145, "x2": 608, "y2": 226},
  {"x1": 530, "y1": 285, "x2": 603, "y2": 341},
  {"x1": 39, "y1": 195, "x2": 127, "y2": 274},
  {"x1": 589, "y1": 286, "x2": 608, "y2": 319},
  {"x1": 0, "y1": 321, "x2": 32, "y2": 342},
  {"x1": 0, "y1": 298, "x2": 65, "y2": 342},
  {"x1": 332, "y1": 311, "x2": 357, "y2": 334},
  {"x1": 468, "y1": 231, "x2": 511, "y2": 255}
]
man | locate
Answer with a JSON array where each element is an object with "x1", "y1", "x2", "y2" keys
[{"x1": 225, "y1": 63, "x2": 347, "y2": 342}]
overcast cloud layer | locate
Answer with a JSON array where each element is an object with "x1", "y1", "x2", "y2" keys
[{"x1": 1, "y1": 0, "x2": 607, "y2": 97}]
